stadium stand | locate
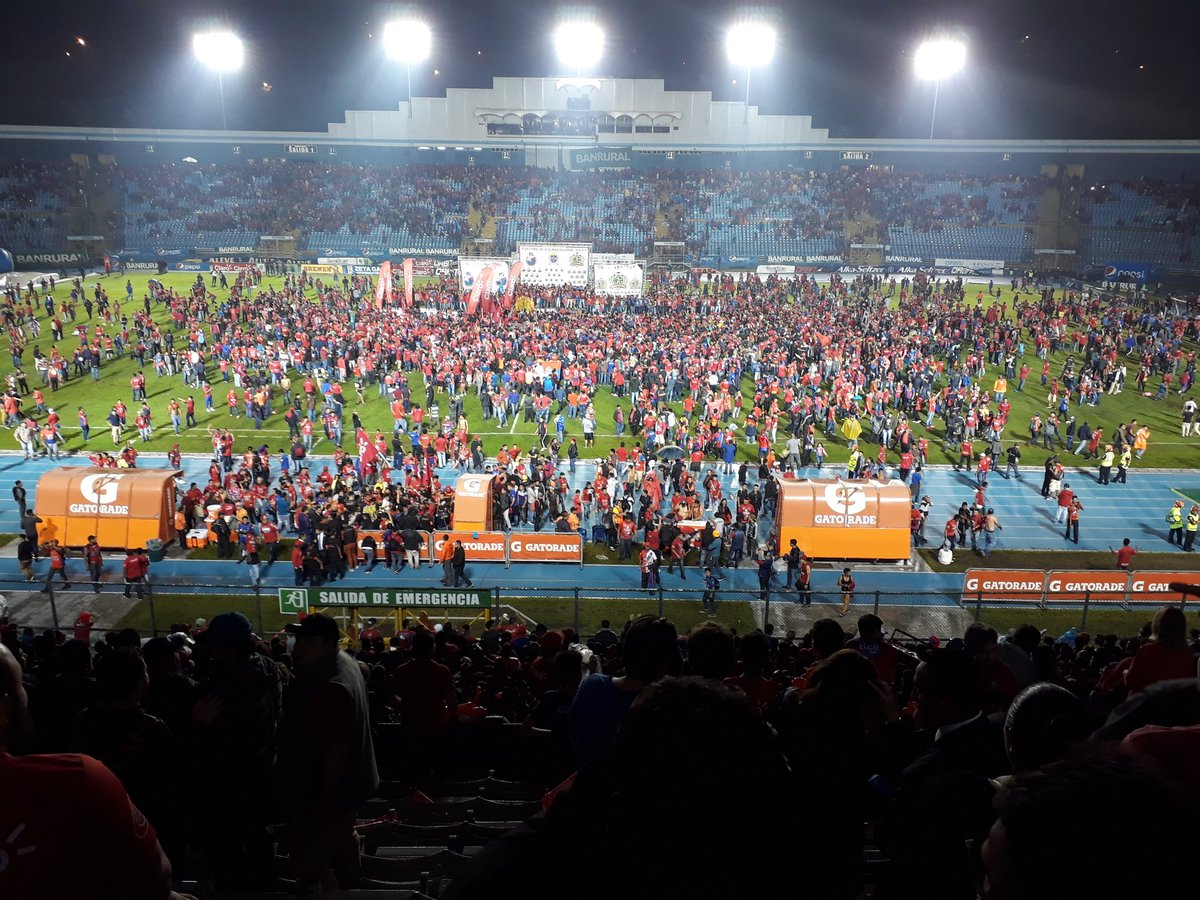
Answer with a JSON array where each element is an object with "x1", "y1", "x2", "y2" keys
[
  {"x1": 9, "y1": 158, "x2": 1200, "y2": 271},
  {"x1": 0, "y1": 161, "x2": 76, "y2": 252},
  {"x1": 4, "y1": 606, "x2": 1199, "y2": 899}
]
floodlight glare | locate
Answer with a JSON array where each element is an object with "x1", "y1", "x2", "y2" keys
[
  {"x1": 383, "y1": 18, "x2": 432, "y2": 64},
  {"x1": 726, "y1": 22, "x2": 776, "y2": 68},
  {"x1": 192, "y1": 31, "x2": 244, "y2": 72},
  {"x1": 914, "y1": 39, "x2": 966, "y2": 81},
  {"x1": 554, "y1": 22, "x2": 605, "y2": 69}
]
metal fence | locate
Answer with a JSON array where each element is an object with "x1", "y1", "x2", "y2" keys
[{"x1": 0, "y1": 579, "x2": 1192, "y2": 641}]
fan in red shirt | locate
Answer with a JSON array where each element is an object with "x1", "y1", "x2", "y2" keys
[
  {"x1": 0, "y1": 644, "x2": 190, "y2": 900},
  {"x1": 1112, "y1": 539, "x2": 1137, "y2": 569}
]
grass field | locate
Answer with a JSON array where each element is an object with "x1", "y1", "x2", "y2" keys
[
  {"x1": 114, "y1": 591, "x2": 760, "y2": 638},
  {"x1": 2, "y1": 272, "x2": 1197, "y2": 468},
  {"x1": 916, "y1": 547, "x2": 1200, "y2": 573}
]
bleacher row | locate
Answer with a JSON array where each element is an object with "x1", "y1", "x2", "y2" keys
[{"x1": 3, "y1": 159, "x2": 1200, "y2": 267}]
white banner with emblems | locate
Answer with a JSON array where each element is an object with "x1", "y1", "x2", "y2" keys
[
  {"x1": 458, "y1": 257, "x2": 510, "y2": 295},
  {"x1": 516, "y1": 242, "x2": 591, "y2": 287},
  {"x1": 592, "y1": 262, "x2": 644, "y2": 296}
]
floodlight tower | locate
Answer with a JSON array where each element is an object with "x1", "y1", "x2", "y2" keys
[
  {"x1": 193, "y1": 31, "x2": 244, "y2": 130},
  {"x1": 914, "y1": 38, "x2": 967, "y2": 139},
  {"x1": 726, "y1": 21, "x2": 777, "y2": 125},
  {"x1": 554, "y1": 20, "x2": 605, "y2": 78},
  {"x1": 383, "y1": 18, "x2": 433, "y2": 118}
]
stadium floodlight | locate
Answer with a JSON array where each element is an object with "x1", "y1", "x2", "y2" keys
[
  {"x1": 914, "y1": 38, "x2": 966, "y2": 139},
  {"x1": 382, "y1": 18, "x2": 433, "y2": 119},
  {"x1": 193, "y1": 31, "x2": 243, "y2": 131},
  {"x1": 382, "y1": 18, "x2": 432, "y2": 64},
  {"x1": 192, "y1": 31, "x2": 244, "y2": 72},
  {"x1": 554, "y1": 21, "x2": 605, "y2": 73},
  {"x1": 726, "y1": 21, "x2": 777, "y2": 124}
]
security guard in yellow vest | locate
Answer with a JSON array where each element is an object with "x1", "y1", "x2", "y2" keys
[
  {"x1": 1167, "y1": 500, "x2": 1185, "y2": 545},
  {"x1": 1185, "y1": 505, "x2": 1200, "y2": 552}
]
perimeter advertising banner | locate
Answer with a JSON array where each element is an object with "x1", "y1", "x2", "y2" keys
[
  {"x1": 517, "y1": 242, "x2": 591, "y2": 287},
  {"x1": 1127, "y1": 572, "x2": 1200, "y2": 604},
  {"x1": 592, "y1": 262, "x2": 644, "y2": 296},
  {"x1": 568, "y1": 146, "x2": 634, "y2": 170},
  {"x1": 459, "y1": 257, "x2": 510, "y2": 295},
  {"x1": 430, "y1": 531, "x2": 508, "y2": 563},
  {"x1": 1044, "y1": 571, "x2": 1128, "y2": 605},
  {"x1": 961, "y1": 569, "x2": 1047, "y2": 604},
  {"x1": 506, "y1": 533, "x2": 584, "y2": 564},
  {"x1": 1102, "y1": 261, "x2": 1149, "y2": 285}
]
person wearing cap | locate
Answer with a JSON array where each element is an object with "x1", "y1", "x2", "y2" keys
[
  {"x1": 1185, "y1": 505, "x2": 1200, "y2": 552},
  {"x1": 1098, "y1": 444, "x2": 1114, "y2": 485},
  {"x1": 278, "y1": 614, "x2": 379, "y2": 892},
  {"x1": 192, "y1": 612, "x2": 282, "y2": 890},
  {"x1": 1166, "y1": 500, "x2": 1185, "y2": 545}
]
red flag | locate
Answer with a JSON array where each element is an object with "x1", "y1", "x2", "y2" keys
[
  {"x1": 504, "y1": 261, "x2": 522, "y2": 309},
  {"x1": 375, "y1": 261, "x2": 392, "y2": 309},
  {"x1": 403, "y1": 258, "x2": 414, "y2": 307},
  {"x1": 466, "y1": 266, "x2": 493, "y2": 316}
]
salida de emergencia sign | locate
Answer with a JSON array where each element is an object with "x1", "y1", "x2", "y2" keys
[{"x1": 279, "y1": 587, "x2": 491, "y2": 613}]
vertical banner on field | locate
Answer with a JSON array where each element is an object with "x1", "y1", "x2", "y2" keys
[
  {"x1": 503, "y1": 261, "x2": 522, "y2": 309},
  {"x1": 403, "y1": 258, "x2": 414, "y2": 307},
  {"x1": 375, "y1": 260, "x2": 392, "y2": 309},
  {"x1": 466, "y1": 267, "x2": 493, "y2": 317}
]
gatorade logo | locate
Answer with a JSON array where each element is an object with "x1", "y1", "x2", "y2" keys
[
  {"x1": 1130, "y1": 580, "x2": 1170, "y2": 592},
  {"x1": 460, "y1": 477, "x2": 485, "y2": 496},
  {"x1": 80, "y1": 473, "x2": 123, "y2": 505},
  {"x1": 70, "y1": 473, "x2": 129, "y2": 515},
  {"x1": 823, "y1": 482, "x2": 867, "y2": 516},
  {"x1": 511, "y1": 540, "x2": 573, "y2": 554}
]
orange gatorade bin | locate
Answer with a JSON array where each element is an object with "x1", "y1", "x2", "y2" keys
[
  {"x1": 452, "y1": 474, "x2": 495, "y2": 533},
  {"x1": 774, "y1": 477, "x2": 912, "y2": 562},
  {"x1": 34, "y1": 467, "x2": 182, "y2": 550}
]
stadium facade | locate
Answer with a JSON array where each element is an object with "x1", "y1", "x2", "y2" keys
[{"x1": 2, "y1": 76, "x2": 1199, "y2": 285}]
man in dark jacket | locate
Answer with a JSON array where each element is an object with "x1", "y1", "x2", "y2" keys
[
  {"x1": 452, "y1": 540, "x2": 473, "y2": 588},
  {"x1": 278, "y1": 614, "x2": 379, "y2": 893}
]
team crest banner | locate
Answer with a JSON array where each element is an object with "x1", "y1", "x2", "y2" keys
[
  {"x1": 459, "y1": 256, "x2": 510, "y2": 295},
  {"x1": 516, "y1": 242, "x2": 591, "y2": 287},
  {"x1": 592, "y1": 262, "x2": 644, "y2": 296}
]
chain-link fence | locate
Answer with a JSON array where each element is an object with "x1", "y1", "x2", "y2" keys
[{"x1": 1, "y1": 579, "x2": 1191, "y2": 642}]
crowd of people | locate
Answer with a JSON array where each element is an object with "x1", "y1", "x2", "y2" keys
[
  {"x1": 2, "y1": 259, "x2": 1198, "y2": 579},
  {"x1": 3, "y1": 598, "x2": 1199, "y2": 898},
  {"x1": 8, "y1": 158, "x2": 1200, "y2": 265}
]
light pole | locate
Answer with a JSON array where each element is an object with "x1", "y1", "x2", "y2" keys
[
  {"x1": 383, "y1": 18, "x2": 433, "y2": 119},
  {"x1": 726, "y1": 22, "x2": 777, "y2": 125},
  {"x1": 193, "y1": 31, "x2": 244, "y2": 130},
  {"x1": 914, "y1": 38, "x2": 966, "y2": 140}
]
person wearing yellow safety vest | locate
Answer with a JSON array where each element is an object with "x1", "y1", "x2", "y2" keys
[
  {"x1": 993, "y1": 375, "x2": 1008, "y2": 403},
  {"x1": 1185, "y1": 505, "x2": 1200, "y2": 552},
  {"x1": 1098, "y1": 445, "x2": 1114, "y2": 485},
  {"x1": 1114, "y1": 446, "x2": 1131, "y2": 484},
  {"x1": 1166, "y1": 500, "x2": 1185, "y2": 545}
]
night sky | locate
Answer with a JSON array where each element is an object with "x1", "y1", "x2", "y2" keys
[{"x1": 5, "y1": 0, "x2": 1198, "y2": 140}]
